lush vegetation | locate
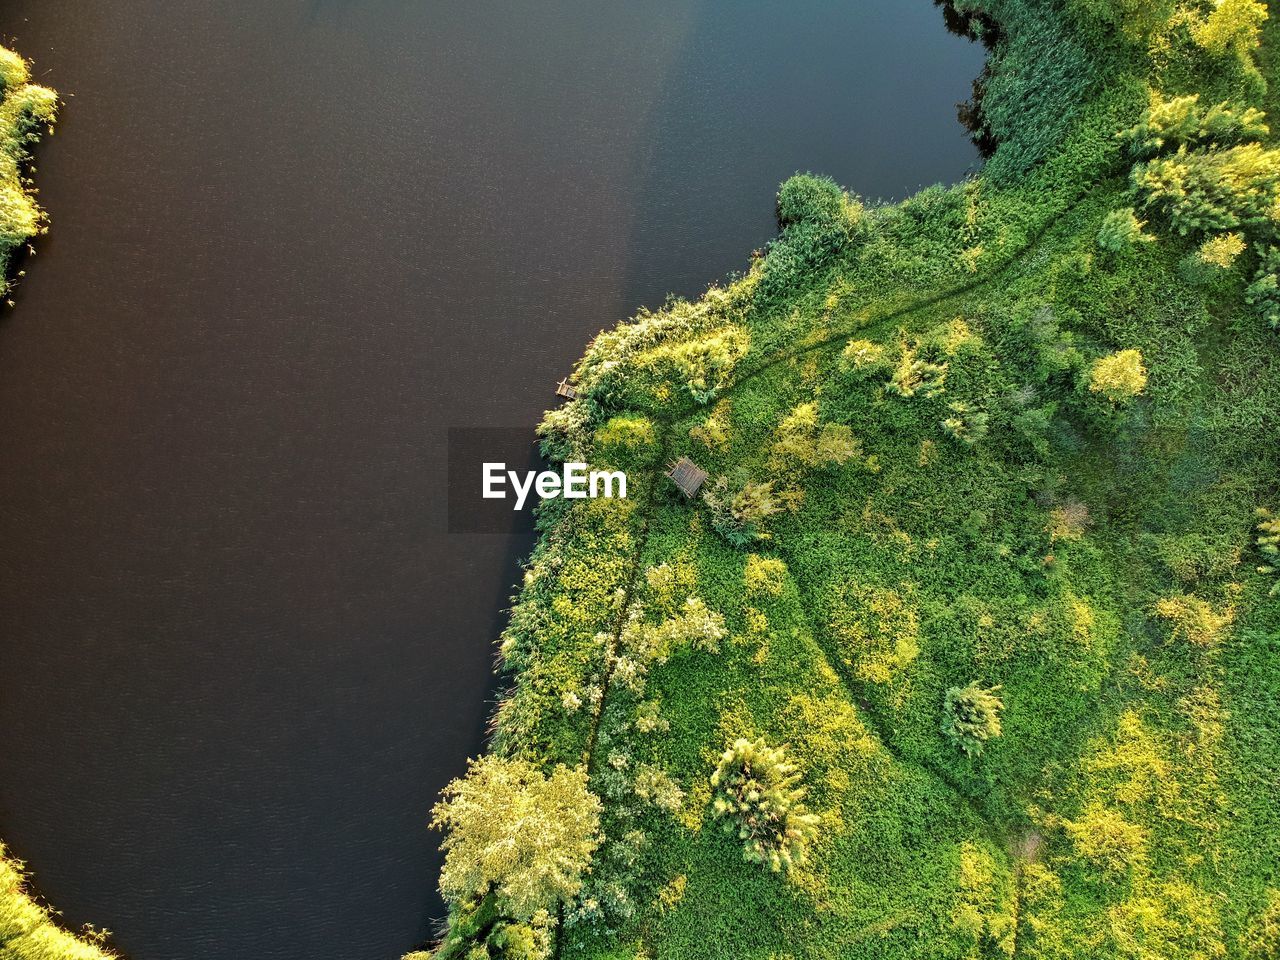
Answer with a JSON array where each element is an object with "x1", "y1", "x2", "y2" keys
[
  {"x1": 422, "y1": 0, "x2": 1280, "y2": 956},
  {"x1": 0, "y1": 46, "x2": 54, "y2": 289}
]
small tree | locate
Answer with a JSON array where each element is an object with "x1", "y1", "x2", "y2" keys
[
  {"x1": 1197, "y1": 231, "x2": 1246, "y2": 269},
  {"x1": 432, "y1": 756, "x2": 602, "y2": 921},
  {"x1": 1122, "y1": 93, "x2": 1267, "y2": 157},
  {"x1": 710, "y1": 737, "x2": 819, "y2": 873},
  {"x1": 1133, "y1": 142, "x2": 1280, "y2": 236},
  {"x1": 841, "y1": 338, "x2": 888, "y2": 377},
  {"x1": 1193, "y1": 0, "x2": 1268, "y2": 57},
  {"x1": 1097, "y1": 207, "x2": 1155, "y2": 253},
  {"x1": 943, "y1": 682, "x2": 1004, "y2": 757},
  {"x1": 1088, "y1": 349, "x2": 1147, "y2": 402},
  {"x1": 704, "y1": 469, "x2": 783, "y2": 547},
  {"x1": 885, "y1": 339, "x2": 947, "y2": 399},
  {"x1": 940, "y1": 401, "x2": 990, "y2": 446}
]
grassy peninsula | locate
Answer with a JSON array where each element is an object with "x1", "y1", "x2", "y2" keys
[
  {"x1": 422, "y1": 1, "x2": 1280, "y2": 958},
  {"x1": 0, "y1": 45, "x2": 113, "y2": 960}
]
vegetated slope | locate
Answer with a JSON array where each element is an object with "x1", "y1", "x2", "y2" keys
[
  {"x1": 422, "y1": 1, "x2": 1280, "y2": 958},
  {"x1": 0, "y1": 45, "x2": 114, "y2": 960},
  {"x1": 0, "y1": 47, "x2": 54, "y2": 290}
]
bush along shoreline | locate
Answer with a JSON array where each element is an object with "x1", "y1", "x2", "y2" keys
[
  {"x1": 421, "y1": 1, "x2": 1280, "y2": 958},
  {"x1": 0, "y1": 45, "x2": 117, "y2": 960}
]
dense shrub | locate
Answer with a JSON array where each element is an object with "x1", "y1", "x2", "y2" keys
[
  {"x1": 1068, "y1": 0, "x2": 1175, "y2": 41},
  {"x1": 885, "y1": 339, "x2": 948, "y2": 399},
  {"x1": 942, "y1": 682, "x2": 1005, "y2": 757},
  {"x1": 703, "y1": 469, "x2": 782, "y2": 547},
  {"x1": 709, "y1": 738, "x2": 819, "y2": 873},
  {"x1": 1153, "y1": 593, "x2": 1234, "y2": 646},
  {"x1": 1062, "y1": 803, "x2": 1147, "y2": 872},
  {"x1": 840, "y1": 338, "x2": 888, "y2": 376},
  {"x1": 941, "y1": 400, "x2": 991, "y2": 445},
  {"x1": 776, "y1": 173, "x2": 849, "y2": 231},
  {"x1": 1133, "y1": 142, "x2": 1280, "y2": 236},
  {"x1": 432, "y1": 756, "x2": 602, "y2": 920},
  {"x1": 759, "y1": 174, "x2": 863, "y2": 302},
  {"x1": 1192, "y1": 0, "x2": 1268, "y2": 58},
  {"x1": 827, "y1": 582, "x2": 920, "y2": 684},
  {"x1": 1196, "y1": 231, "x2": 1246, "y2": 269},
  {"x1": 0, "y1": 47, "x2": 55, "y2": 280},
  {"x1": 1097, "y1": 207, "x2": 1155, "y2": 252},
  {"x1": 1087, "y1": 348, "x2": 1147, "y2": 401},
  {"x1": 743, "y1": 554, "x2": 786, "y2": 596},
  {"x1": 1122, "y1": 94, "x2": 1267, "y2": 157},
  {"x1": 1246, "y1": 245, "x2": 1280, "y2": 327},
  {"x1": 770, "y1": 404, "x2": 862, "y2": 469}
]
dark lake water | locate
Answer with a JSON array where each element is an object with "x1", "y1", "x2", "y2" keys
[{"x1": 0, "y1": 3, "x2": 983, "y2": 958}]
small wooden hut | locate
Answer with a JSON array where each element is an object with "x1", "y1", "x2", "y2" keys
[
  {"x1": 666, "y1": 456, "x2": 708, "y2": 498},
  {"x1": 555, "y1": 378, "x2": 578, "y2": 400}
]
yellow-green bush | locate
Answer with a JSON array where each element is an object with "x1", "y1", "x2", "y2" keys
[{"x1": 0, "y1": 46, "x2": 55, "y2": 280}]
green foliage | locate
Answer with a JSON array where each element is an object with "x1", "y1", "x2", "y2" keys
[
  {"x1": 1069, "y1": 0, "x2": 1175, "y2": 41},
  {"x1": 840, "y1": 338, "x2": 888, "y2": 376},
  {"x1": 1088, "y1": 348, "x2": 1148, "y2": 401},
  {"x1": 709, "y1": 738, "x2": 819, "y2": 873},
  {"x1": 827, "y1": 581, "x2": 920, "y2": 684},
  {"x1": 433, "y1": 4, "x2": 1280, "y2": 957},
  {"x1": 1242, "y1": 889, "x2": 1280, "y2": 959},
  {"x1": 1193, "y1": 0, "x2": 1268, "y2": 58},
  {"x1": 1196, "y1": 230, "x2": 1246, "y2": 268},
  {"x1": 0, "y1": 45, "x2": 55, "y2": 286},
  {"x1": 1246, "y1": 244, "x2": 1280, "y2": 327},
  {"x1": 776, "y1": 173, "x2": 850, "y2": 232},
  {"x1": 702, "y1": 469, "x2": 782, "y2": 547},
  {"x1": 884, "y1": 338, "x2": 948, "y2": 399},
  {"x1": 1153, "y1": 593, "x2": 1234, "y2": 646},
  {"x1": 432, "y1": 756, "x2": 602, "y2": 920},
  {"x1": 1123, "y1": 93, "x2": 1268, "y2": 158},
  {"x1": 1097, "y1": 206, "x2": 1155, "y2": 252},
  {"x1": 1062, "y1": 802, "x2": 1148, "y2": 872},
  {"x1": 940, "y1": 400, "x2": 990, "y2": 446},
  {"x1": 770, "y1": 403, "x2": 862, "y2": 469},
  {"x1": 743, "y1": 554, "x2": 786, "y2": 596},
  {"x1": 1256, "y1": 507, "x2": 1280, "y2": 594},
  {"x1": 1133, "y1": 141, "x2": 1280, "y2": 236},
  {"x1": 594, "y1": 416, "x2": 655, "y2": 452},
  {"x1": 942, "y1": 682, "x2": 1004, "y2": 757}
]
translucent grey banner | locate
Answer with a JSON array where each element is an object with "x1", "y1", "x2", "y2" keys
[{"x1": 447, "y1": 427, "x2": 545, "y2": 534}]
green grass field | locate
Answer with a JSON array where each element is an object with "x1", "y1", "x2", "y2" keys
[{"x1": 429, "y1": 2, "x2": 1280, "y2": 958}]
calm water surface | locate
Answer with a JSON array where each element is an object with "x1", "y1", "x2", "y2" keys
[{"x1": 0, "y1": 3, "x2": 983, "y2": 958}]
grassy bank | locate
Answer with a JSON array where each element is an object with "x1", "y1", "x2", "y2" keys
[
  {"x1": 0, "y1": 46, "x2": 54, "y2": 289},
  {"x1": 422, "y1": 1, "x2": 1280, "y2": 958},
  {"x1": 0, "y1": 44, "x2": 114, "y2": 960}
]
